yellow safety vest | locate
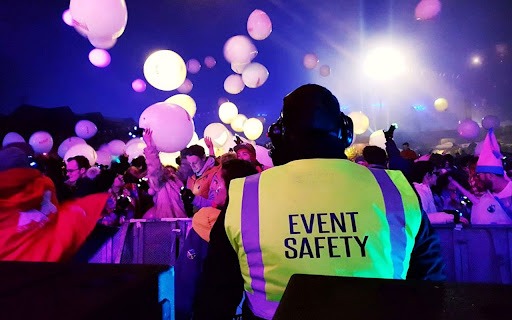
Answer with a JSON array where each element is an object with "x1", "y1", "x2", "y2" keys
[{"x1": 225, "y1": 159, "x2": 422, "y2": 319}]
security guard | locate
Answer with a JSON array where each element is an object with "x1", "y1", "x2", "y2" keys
[{"x1": 194, "y1": 84, "x2": 445, "y2": 320}]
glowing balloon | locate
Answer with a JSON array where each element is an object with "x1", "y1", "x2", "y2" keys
[
  {"x1": 75, "y1": 120, "x2": 98, "y2": 139},
  {"x1": 255, "y1": 145, "x2": 273, "y2": 168},
  {"x1": 231, "y1": 114, "x2": 248, "y2": 132},
  {"x1": 96, "y1": 150, "x2": 112, "y2": 167},
  {"x1": 482, "y1": 115, "x2": 500, "y2": 130},
  {"x1": 242, "y1": 62, "x2": 269, "y2": 88},
  {"x1": 132, "y1": 79, "x2": 147, "y2": 92},
  {"x1": 143, "y1": 50, "x2": 186, "y2": 91},
  {"x1": 303, "y1": 53, "x2": 319, "y2": 69},
  {"x1": 458, "y1": 119, "x2": 480, "y2": 140},
  {"x1": 247, "y1": 9, "x2": 272, "y2": 41},
  {"x1": 58, "y1": 137, "x2": 86, "y2": 158},
  {"x1": 348, "y1": 111, "x2": 370, "y2": 135},
  {"x1": 243, "y1": 118, "x2": 264, "y2": 140},
  {"x1": 29, "y1": 131, "x2": 53, "y2": 154},
  {"x1": 108, "y1": 139, "x2": 126, "y2": 156},
  {"x1": 415, "y1": 0, "x2": 442, "y2": 21},
  {"x1": 62, "y1": 9, "x2": 73, "y2": 26},
  {"x1": 223, "y1": 35, "x2": 258, "y2": 64},
  {"x1": 139, "y1": 102, "x2": 194, "y2": 153},
  {"x1": 204, "y1": 56, "x2": 216, "y2": 68},
  {"x1": 165, "y1": 94, "x2": 197, "y2": 118},
  {"x1": 434, "y1": 98, "x2": 448, "y2": 112},
  {"x1": 177, "y1": 78, "x2": 193, "y2": 94},
  {"x1": 204, "y1": 123, "x2": 230, "y2": 147},
  {"x1": 186, "y1": 59, "x2": 201, "y2": 74},
  {"x1": 2, "y1": 132, "x2": 25, "y2": 148},
  {"x1": 88, "y1": 49, "x2": 111, "y2": 68},
  {"x1": 219, "y1": 102, "x2": 239, "y2": 124},
  {"x1": 369, "y1": 130, "x2": 386, "y2": 150},
  {"x1": 89, "y1": 36, "x2": 117, "y2": 49},
  {"x1": 125, "y1": 141, "x2": 147, "y2": 162},
  {"x1": 69, "y1": 0, "x2": 128, "y2": 39},
  {"x1": 231, "y1": 62, "x2": 249, "y2": 74},
  {"x1": 319, "y1": 65, "x2": 331, "y2": 77},
  {"x1": 159, "y1": 151, "x2": 180, "y2": 167},
  {"x1": 64, "y1": 143, "x2": 97, "y2": 166},
  {"x1": 126, "y1": 138, "x2": 143, "y2": 150},
  {"x1": 224, "y1": 74, "x2": 245, "y2": 94}
]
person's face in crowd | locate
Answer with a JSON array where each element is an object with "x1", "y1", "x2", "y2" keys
[
  {"x1": 209, "y1": 171, "x2": 227, "y2": 208},
  {"x1": 66, "y1": 160, "x2": 86, "y2": 183},
  {"x1": 426, "y1": 171, "x2": 438, "y2": 187},
  {"x1": 403, "y1": 144, "x2": 410, "y2": 150},
  {"x1": 236, "y1": 149, "x2": 253, "y2": 162},
  {"x1": 186, "y1": 155, "x2": 205, "y2": 174}
]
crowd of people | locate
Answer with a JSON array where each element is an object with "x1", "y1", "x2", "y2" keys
[{"x1": 0, "y1": 83, "x2": 511, "y2": 319}]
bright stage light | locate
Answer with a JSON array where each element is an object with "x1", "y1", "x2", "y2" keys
[
  {"x1": 471, "y1": 55, "x2": 482, "y2": 66},
  {"x1": 363, "y1": 46, "x2": 407, "y2": 81}
]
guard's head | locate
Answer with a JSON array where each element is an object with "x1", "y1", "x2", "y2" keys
[{"x1": 267, "y1": 84, "x2": 353, "y2": 166}]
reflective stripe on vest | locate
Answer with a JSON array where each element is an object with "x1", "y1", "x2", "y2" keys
[{"x1": 227, "y1": 160, "x2": 422, "y2": 320}]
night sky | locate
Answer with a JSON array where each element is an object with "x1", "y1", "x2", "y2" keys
[{"x1": 1, "y1": 0, "x2": 512, "y2": 136}]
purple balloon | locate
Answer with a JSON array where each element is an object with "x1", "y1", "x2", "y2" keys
[
  {"x1": 187, "y1": 59, "x2": 201, "y2": 74},
  {"x1": 482, "y1": 115, "x2": 500, "y2": 130},
  {"x1": 177, "y1": 78, "x2": 193, "y2": 94},
  {"x1": 458, "y1": 119, "x2": 480, "y2": 140},
  {"x1": 204, "y1": 56, "x2": 216, "y2": 68},
  {"x1": 88, "y1": 49, "x2": 111, "y2": 68},
  {"x1": 132, "y1": 79, "x2": 147, "y2": 93}
]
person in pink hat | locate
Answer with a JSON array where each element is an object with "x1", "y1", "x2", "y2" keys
[{"x1": 471, "y1": 128, "x2": 512, "y2": 224}]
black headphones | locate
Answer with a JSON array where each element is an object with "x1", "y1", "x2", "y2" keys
[{"x1": 267, "y1": 112, "x2": 354, "y2": 151}]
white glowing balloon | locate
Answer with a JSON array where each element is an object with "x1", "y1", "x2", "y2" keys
[
  {"x1": 108, "y1": 139, "x2": 126, "y2": 156},
  {"x1": 88, "y1": 49, "x2": 111, "y2": 68},
  {"x1": 165, "y1": 94, "x2": 197, "y2": 118},
  {"x1": 159, "y1": 151, "x2": 180, "y2": 167},
  {"x1": 243, "y1": 118, "x2": 264, "y2": 140},
  {"x1": 58, "y1": 137, "x2": 86, "y2": 158},
  {"x1": 75, "y1": 120, "x2": 98, "y2": 139},
  {"x1": 96, "y1": 149, "x2": 112, "y2": 167},
  {"x1": 319, "y1": 65, "x2": 331, "y2": 77},
  {"x1": 247, "y1": 9, "x2": 272, "y2": 41},
  {"x1": 224, "y1": 74, "x2": 245, "y2": 94},
  {"x1": 143, "y1": 50, "x2": 187, "y2": 91},
  {"x1": 348, "y1": 111, "x2": 370, "y2": 135},
  {"x1": 204, "y1": 56, "x2": 216, "y2": 68},
  {"x1": 223, "y1": 35, "x2": 258, "y2": 64},
  {"x1": 177, "y1": 78, "x2": 193, "y2": 94},
  {"x1": 2, "y1": 132, "x2": 25, "y2": 148},
  {"x1": 125, "y1": 141, "x2": 147, "y2": 161},
  {"x1": 219, "y1": 102, "x2": 239, "y2": 124},
  {"x1": 242, "y1": 62, "x2": 269, "y2": 88},
  {"x1": 303, "y1": 53, "x2": 319, "y2": 69},
  {"x1": 64, "y1": 143, "x2": 97, "y2": 166},
  {"x1": 186, "y1": 59, "x2": 201, "y2": 74},
  {"x1": 204, "y1": 123, "x2": 230, "y2": 147},
  {"x1": 187, "y1": 132, "x2": 199, "y2": 147},
  {"x1": 231, "y1": 114, "x2": 248, "y2": 132},
  {"x1": 231, "y1": 62, "x2": 249, "y2": 74},
  {"x1": 89, "y1": 36, "x2": 117, "y2": 50},
  {"x1": 69, "y1": 0, "x2": 128, "y2": 39},
  {"x1": 369, "y1": 130, "x2": 386, "y2": 150},
  {"x1": 126, "y1": 137, "x2": 143, "y2": 148},
  {"x1": 255, "y1": 145, "x2": 273, "y2": 168},
  {"x1": 29, "y1": 131, "x2": 53, "y2": 154},
  {"x1": 62, "y1": 9, "x2": 73, "y2": 26},
  {"x1": 139, "y1": 102, "x2": 194, "y2": 153}
]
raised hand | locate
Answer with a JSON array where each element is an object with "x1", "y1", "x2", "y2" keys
[{"x1": 143, "y1": 128, "x2": 153, "y2": 148}]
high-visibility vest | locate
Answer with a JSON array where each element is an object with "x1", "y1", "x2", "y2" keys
[{"x1": 225, "y1": 159, "x2": 423, "y2": 319}]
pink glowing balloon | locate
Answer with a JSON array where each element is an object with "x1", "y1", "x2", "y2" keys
[
  {"x1": 415, "y1": 0, "x2": 442, "y2": 21},
  {"x1": 224, "y1": 74, "x2": 245, "y2": 95},
  {"x1": 247, "y1": 9, "x2": 272, "y2": 41},
  {"x1": 303, "y1": 53, "x2": 319, "y2": 69},
  {"x1": 132, "y1": 79, "x2": 147, "y2": 92},
  {"x1": 319, "y1": 65, "x2": 331, "y2": 77},
  {"x1": 177, "y1": 78, "x2": 193, "y2": 94},
  {"x1": 204, "y1": 56, "x2": 216, "y2": 68},
  {"x1": 223, "y1": 35, "x2": 258, "y2": 64},
  {"x1": 62, "y1": 9, "x2": 74, "y2": 26},
  {"x1": 458, "y1": 119, "x2": 480, "y2": 140},
  {"x1": 187, "y1": 59, "x2": 201, "y2": 74},
  {"x1": 88, "y1": 49, "x2": 111, "y2": 68},
  {"x1": 241, "y1": 62, "x2": 269, "y2": 88}
]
